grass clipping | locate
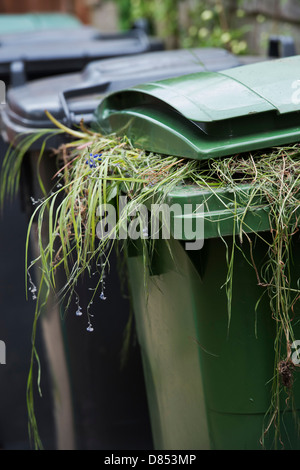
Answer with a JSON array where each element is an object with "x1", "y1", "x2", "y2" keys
[{"x1": 2, "y1": 120, "x2": 300, "y2": 449}]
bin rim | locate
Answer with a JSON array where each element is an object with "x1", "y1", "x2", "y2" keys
[{"x1": 144, "y1": 181, "x2": 272, "y2": 242}]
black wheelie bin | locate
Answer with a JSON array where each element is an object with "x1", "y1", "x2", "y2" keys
[{"x1": 0, "y1": 18, "x2": 163, "y2": 450}]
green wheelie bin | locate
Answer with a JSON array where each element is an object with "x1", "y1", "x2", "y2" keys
[
  {"x1": 0, "y1": 12, "x2": 82, "y2": 34},
  {"x1": 0, "y1": 46, "x2": 241, "y2": 450},
  {"x1": 93, "y1": 55, "x2": 300, "y2": 450}
]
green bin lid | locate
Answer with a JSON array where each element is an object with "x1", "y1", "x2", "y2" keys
[
  {"x1": 95, "y1": 56, "x2": 300, "y2": 160},
  {"x1": 0, "y1": 13, "x2": 81, "y2": 34},
  {"x1": 161, "y1": 183, "x2": 271, "y2": 241}
]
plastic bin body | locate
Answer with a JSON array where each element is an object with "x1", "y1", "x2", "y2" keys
[
  {"x1": 125, "y1": 186, "x2": 300, "y2": 450},
  {"x1": 0, "y1": 29, "x2": 161, "y2": 88},
  {"x1": 126, "y1": 238, "x2": 210, "y2": 450},
  {"x1": 0, "y1": 11, "x2": 87, "y2": 450}
]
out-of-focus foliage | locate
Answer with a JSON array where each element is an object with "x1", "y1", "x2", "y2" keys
[
  {"x1": 112, "y1": 0, "x2": 295, "y2": 55},
  {"x1": 112, "y1": 0, "x2": 251, "y2": 53},
  {"x1": 181, "y1": 1, "x2": 249, "y2": 54}
]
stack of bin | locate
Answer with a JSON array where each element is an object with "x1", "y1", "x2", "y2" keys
[
  {"x1": 91, "y1": 55, "x2": 300, "y2": 450},
  {"x1": 0, "y1": 13, "x2": 163, "y2": 450},
  {"x1": 0, "y1": 46, "x2": 241, "y2": 449}
]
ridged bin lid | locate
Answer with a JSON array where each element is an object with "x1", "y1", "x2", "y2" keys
[
  {"x1": 1, "y1": 48, "x2": 241, "y2": 148},
  {"x1": 95, "y1": 56, "x2": 300, "y2": 160},
  {"x1": 0, "y1": 13, "x2": 81, "y2": 35}
]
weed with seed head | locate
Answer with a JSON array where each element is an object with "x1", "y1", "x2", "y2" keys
[{"x1": 2, "y1": 113, "x2": 300, "y2": 449}]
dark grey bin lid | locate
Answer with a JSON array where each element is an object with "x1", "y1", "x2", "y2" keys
[
  {"x1": 0, "y1": 25, "x2": 99, "y2": 46},
  {"x1": 0, "y1": 28, "x2": 162, "y2": 87},
  {"x1": 1, "y1": 47, "x2": 241, "y2": 148}
]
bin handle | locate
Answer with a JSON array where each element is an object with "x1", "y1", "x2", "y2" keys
[
  {"x1": 59, "y1": 82, "x2": 111, "y2": 128},
  {"x1": 10, "y1": 60, "x2": 26, "y2": 88},
  {"x1": 94, "y1": 28, "x2": 151, "y2": 55}
]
